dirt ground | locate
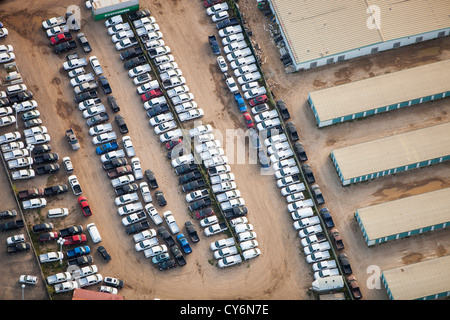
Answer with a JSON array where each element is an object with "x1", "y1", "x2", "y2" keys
[{"x1": 1, "y1": 0, "x2": 450, "y2": 301}]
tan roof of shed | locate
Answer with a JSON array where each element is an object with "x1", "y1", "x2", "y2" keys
[
  {"x1": 308, "y1": 59, "x2": 450, "y2": 123},
  {"x1": 356, "y1": 188, "x2": 450, "y2": 240},
  {"x1": 382, "y1": 255, "x2": 450, "y2": 300},
  {"x1": 270, "y1": 0, "x2": 450, "y2": 64},
  {"x1": 331, "y1": 122, "x2": 450, "y2": 181}
]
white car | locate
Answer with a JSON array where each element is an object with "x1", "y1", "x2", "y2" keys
[
  {"x1": 242, "y1": 248, "x2": 261, "y2": 260},
  {"x1": 214, "y1": 246, "x2": 238, "y2": 260},
  {"x1": 89, "y1": 56, "x2": 103, "y2": 75},
  {"x1": 100, "y1": 149, "x2": 125, "y2": 163},
  {"x1": 135, "y1": 238, "x2": 159, "y2": 252},
  {"x1": 234, "y1": 224, "x2": 253, "y2": 234},
  {"x1": 128, "y1": 64, "x2": 151, "y2": 77},
  {"x1": 122, "y1": 212, "x2": 146, "y2": 226},
  {"x1": 111, "y1": 174, "x2": 135, "y2": 188},
  {"x1": 224, "y1": 40, "x2": 248, "y2": 54},
  {"x1": 148, "y1": 45, "x2": 170, "y2": 59},
  {"x1": 179, "y1": 108, "x2": 204, "y2": 122},
  {"x1": 264, "y1": 133, "x2": 287, "y2": 146},
  {"x1": 238, "y1": 71, "x2": 262, "y2": 85},
  {"x1": 238, "y1": 231, "x2": 257, "y2": 242},
  {"x1": 269, "y1": 149, "x2": 294, "y2": 163},
  {"x1": 204, "y1": 223, "x2": 226, "y2": 237},
  {"x1": 171, "y1": 153, "x2": 194, "y2": 168},
  {"x1": 149, "y1": 112, "x2": 174, "y2": 127},
  {"x1": 107, "y1": 22, "x2": 131, "y2": 35},
  {"x1": 47, "y1": 208, "x2": 69, "y2": 218},
  {"x1": 233, "y1": 64, "x2": 258, "y2": 77},
  {"x1": 154, "y1": 54, "x2": 174, "y2": 66},
  {"x1": 240, "y1": 240, "x2": 259, "y2": 251},
  {"x1": 207, "y1": 3, "x2": 229, "y2": 16},
  {"x1": 291, "y1": 206, "x2": 314, "y2": 220},
  {"x1": 154, "y1": 120, "x2": 177, "y2": 135},
  {"x1": 244, "y1": 86, "x2": 267, "y2": 100},
  {"x1": 131, "y1": 157, "x2": 144, "y2": 180},
  {"x1": 212, "y1": 181, "x2": 237, "y2": 194},
  {"x1": 105, "y1": 15, "x2": 123, "y2": 27},
  {"x1": 225, "y1": 77, "x2": 238, "y2": 93},
  {"x1": 0, "y1": 106, "x2": 13, "y2": 116},
  {"x1": 92, "y1": 132, "x2": 116, "y2": 145},
  {"x1": 3, "y1": 148, "x2": 29, "y2": 161},
  {"x1": 0, "y1": 44, "x2": 13, "y2": 53},
  {"x1": 217, "y1": 56, "x2": 228, "y2": 72},
  {"x1": 200, "y1": 215, "x2": 218, "y2": 228},
  {"x1": 286, "y1": 192, "x2": 305, "y2": 203},
  {"x1": 145, "y1": 38, "x2": 165, "y2": 50},
  {"x1": 115, "y1": 37, "x2": 138, "y2": 50},
  {"x1": 68, "y1": 175, "x2": 83, "y2": 196},
  {"x1": 227, "y1": 48, "x2": 253, "y2": 62},
  {"x1": 19, "y1": 275, "x2": 38, "y2": 285},
  {"x1": 144, "y1": 244, "x2": 168, "y2": 259},
  {"x1": 212, "y1": 11, "x2": 229, "y2": 22},
  {"x1": 159, "y1": 128, "x2": 183, "y2": 143},
  {"x1": 219, "y1": 25, "x2": 243, "y2": 38},
  {"x1": 42, "y1": 16, "x2": 66, "y2": 29},
  {"x1": 144, "y1": 96, "x2": 167, "y2": 110},
  {"x1": 167, "y1": 85, "x2": 189, "y2": 99},
  {"x1": 312, "y1": 260, "x2": 338, "y2": 272},
  {"x1": 210, "y1": 237, "x2": 235, "y2": 251},
  {"x1": 7, "y1": 234, "x2": 25, "y2": 245},
  {"x1": 222, "y1": 33, "x2": 244, "y2": 46},
  {"x1": 0, "y1": 131, "x2": 21, "y2": 144},
  {"x1": 268, "y1": 141, "x2": 291, "y2": 155},
  {"x1": 216, "y1": 190, "x2": 241, "y2": 203},
  {"x1": 139, "y1": 182, "x2": 152, "y2": 203},
  {"x1": 11, "y1": 169, "x2": 35, "y2": 180},
  {"x1": 171, "y1": 93, "x2": 195, "y2": 107},
  {"x1": 54, "y1": 281, "x2": 78, "y2": 294},
  {"x1": 275, "y1": 165, "x2": 300, "y2": 179},
  {"x1": 39, "y1": 251, "x2": 63, "y2": 263},
  {"x1": 0, "y1": 115, "x2": 15, "y2": 127},
  {"x1": 203, "y1": 155, "x2": 228, "y2": 168},
  {"x1": 281, "y1": 183, "x2": 306, "y2": 196},
  {"x1": 1, "y1": 141, "x2": 24, "y2": 153},
  {"x1": 78, "y1": 98, "x2": 100, "y2": 111},
  {"x1": 89, "y1": 123, "x2": 113, "y2": 136},
  {"x1": 158, "y1": 61, "x2": 178, "y2": 73},
  {"x1": 137, "y1": 80, "x2": 160, "y2": 95},
  {"x1": 118, "y1": 202, "x2": 143, "y2": 216},
  {"x1": 8, "y1": 156, "x2": 33, "y2": 169},
  {"x1": 115, "y1": 192, "x2": 139, "y2": 206},
  {"x1": 186, "y1": 189, "x2": 209, "y2": 202},
  {"x1": 175, "y1": 101, "x2": 197, "y2": 114},
  {"x1": 272, "y1": 157, "x2": 297, "y2": 171},
  {"x1": 306, "y1": 251, "x2": 331, "y2": 264},
  {"x1": 100, "y1": 286, "x2": 118, "y2": 295},
  {"x1": 145, "y1": 203, "x2": 163, "y2": 225},
  {"x1": 122, "y1": 136, "x2": 136, "y2": 157},
  {"x1": 70, "y1": 73, "x2": 95, "y2": 87},
  {"x1": 0, "y1": 52, "x2": 15, "y2": 64},
  {"x1": 189, "y1": 124, "x2": 213, "y2": 138},
  {"x1": 133, "y1": 229, "x2": 157, "y2": 243},
  {"x1": 111, "y1": 30, "x2": 134, "y2": 43},
  {"x1": 136, "y1": 22, "x2": 160, "y2": 36},
  {"x1": 195, "y1": 140, "x2": 221, "y2": 154},
  {"x1": 133, "y1": 16, "x2": 156, "y2": 28},
  {"x1": 63, "y1": 58, "x2": 88, "y2": 71},
  {"x1": 68, "y1": 67, "x2": 85, "y2": 78},
  {"x1": 218, "y1": 254, "x2": 242, "y2": 268},
  {"x1": 46, "y1": 25, "x2": 69, "y2": 37},
  {"x1": 47, "y1": 272, "x2": 72, "y2": 285},
  {"x1": 163, "y1": 211, "x2": 180, "y2": 234}
]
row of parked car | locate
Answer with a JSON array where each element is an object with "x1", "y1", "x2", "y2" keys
[{"x1": 103, "y1": 9, "x2": 204, "y2": 272}]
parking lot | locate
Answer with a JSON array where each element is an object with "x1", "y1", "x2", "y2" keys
[{"x1": 1, "y1": 0, "x2": 450, "y2": 301}]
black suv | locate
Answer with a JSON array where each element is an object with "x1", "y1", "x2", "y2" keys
[
  {"x1": 107, "y1": 95, "x2": 120, "y2": 113},
  {"x1": 155, "y1": 190, "x2": 167, "y2": 206},
  {"x1": 115, "y1": 114, "x2": 129, "y2": 134}
]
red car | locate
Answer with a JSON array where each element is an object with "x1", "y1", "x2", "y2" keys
[
  {"x1": 78, "y1": 196, "x2": 92, "y2": 217},
  {"x1": 243, "y1": 112, "x2": 254, "y2": 128},
  {"x1": 64, "y1": 234, "x2": 87, "y2": 245},
  {"x1": 165, "y1": 138, "x2": 182, "y2": 150},
  {"x1": 204, "y1": 0, "x2": 222, "y2": 8},
  {"x1": 50, "y1": 32, "x2": 73, "y2": 45},
  {"x1": 141, "y1": 89, "x2": 163, "y2": 102},
  {"x1": 195, "y1": 208, "x2": 214, "y2": 220},
  {"x1": 249, "y1": 94, "x2": 268, "y2": 107}
]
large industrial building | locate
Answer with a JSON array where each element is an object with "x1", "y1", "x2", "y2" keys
[
  {"x1": 382, "y1": 255, "x2": 450, "y2": 300},
  {"x1": 330, "y1": 122, "x2": 450, "y2": 186},
  {"x1": 355, "y1": 188, "x2": 450, "y2": 246},
  {"x1": 268, "y1": 0, "x2": 450, "y2": 71},
  {"x1": 308, "y1": 59, "x2": 450, "y2": 128}
]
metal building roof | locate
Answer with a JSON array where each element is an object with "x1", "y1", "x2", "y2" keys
[
  {"x1": 331, "y1": 122, "x2": 450, "y2": 182},
  {"x1": 309, "y1": 59, "x2": 450, "y2": 124},
  {"x1": 269, "y1": 0, "x2": 450, "y2": 65},
  {"x1": 382, "y1": 255, "x2": 450, "y2": 300},
  {"x1": 356, "y1": 188, "x2": 450, "y2": 241}
]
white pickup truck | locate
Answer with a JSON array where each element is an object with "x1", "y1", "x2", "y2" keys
[
  {"x1": 78, "y1": 274, "x2": 103, "y2": 288},
  {"x1": 303, "y1": 241, "x2": 331, "y2": 255}
]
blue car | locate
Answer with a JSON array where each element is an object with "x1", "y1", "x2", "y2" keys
[
  {"x1": 66, "y1": 245, "x2": 90, "y2": 258},
  {"x1": 176, "y1": 233, "x2": 192, "y2": 254},
  {"x1": 96, "y1": 141, "x2": 119, "y2": 155},
  {"x1": 233, "y1": 93, "x2": 247, "y2": 113}
]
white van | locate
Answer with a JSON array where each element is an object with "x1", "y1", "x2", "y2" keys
[
  {"x1": 6, "y1": 84, "x2": 27, "y2": 96},
  {"x1": 87, "y1": 223, "x2": 102, "y2": 243}
]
